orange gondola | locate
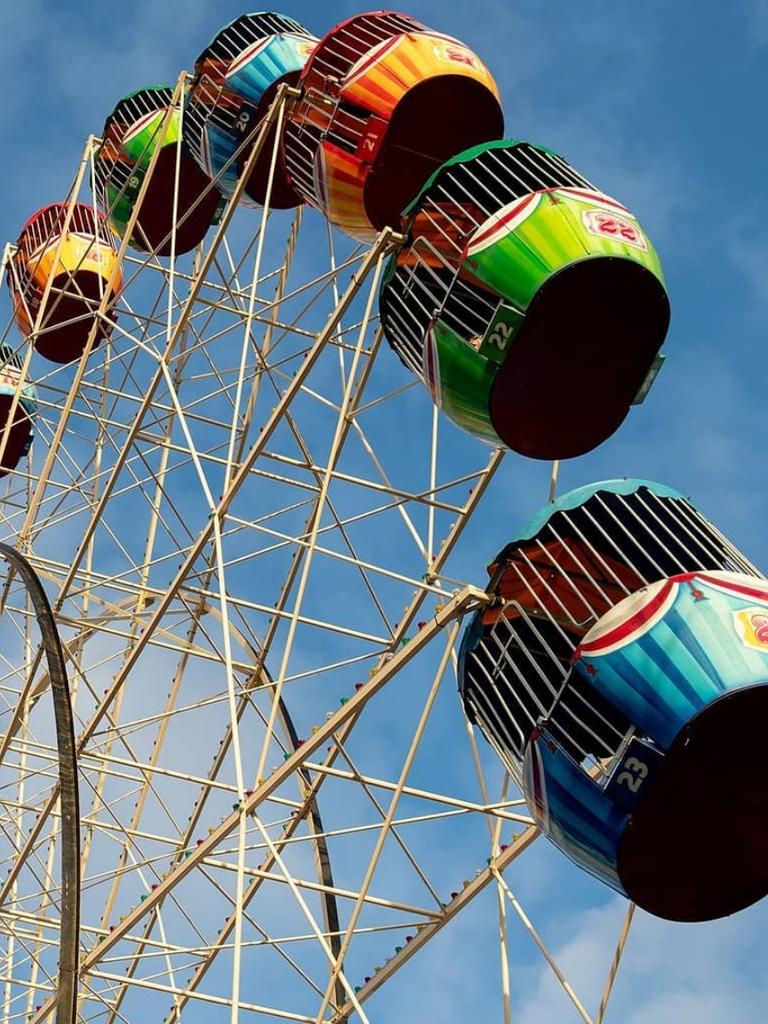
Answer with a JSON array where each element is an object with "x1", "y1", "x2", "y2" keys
[{"x1": 282, "y1": 10, "x2": 503, "y2": 240}]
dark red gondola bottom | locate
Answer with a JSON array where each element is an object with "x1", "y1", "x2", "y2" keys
[
  {"x1": 239, "y1": 74, "x2": 305, "y2": 209},
  {"x1": 32, "y1": 272, "x2": 111, "y2": 364},
  {"x1": 363, "y1": 76, "x2": 504, "y2": 233},
  {"x1": 133, "y1": 149, "x2": 222, "y2": 256},
  {"x1": 617, "y1": 684, "x2": 768, "y2": 922},
  {"x1": 489, "y1": 257, "x2": 671, "y2": 460},
  {"x1": 0, "y1": 397, "x2": 32, "y2": 475}
]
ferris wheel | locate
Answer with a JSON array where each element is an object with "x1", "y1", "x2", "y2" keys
[{"x1": 0, "y1": 11, "x2": 764, "y2": 1024}]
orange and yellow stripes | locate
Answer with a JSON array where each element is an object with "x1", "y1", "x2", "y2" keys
[{"x1": 342, "y1": 32, "x2": 499, "y2": 120}]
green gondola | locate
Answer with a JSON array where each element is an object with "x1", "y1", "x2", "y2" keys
[
  {"x1": 95, "y1": 86, "x2": 224, "y2": 256},
  {"x1": 380, "y1": 140, "x2": 670, "y2": 459}
]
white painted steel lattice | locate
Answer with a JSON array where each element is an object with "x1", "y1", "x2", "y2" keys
[{"x1": 0, "y1": 85, "x2": 647, "y2": 1024}]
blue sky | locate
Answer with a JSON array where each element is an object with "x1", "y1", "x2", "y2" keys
[
  {"x1": 2, "y1": 0, "x2": 767, "y2": 558},
  {"x1": 2, "y1": 1, "x2": 767, "y2": 1021}
]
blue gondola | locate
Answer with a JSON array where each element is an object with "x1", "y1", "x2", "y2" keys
[
  {"x1": 0, "y1": 346, "x2": 36, "y2": 476},
  {"x1": 185, "y1": 12, "x2": 317, "y2": 208},
  {"x1": 459, "y1": 479, "x2": 768, "y2": 921}
]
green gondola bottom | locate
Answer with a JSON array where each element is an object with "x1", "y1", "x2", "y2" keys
[
  {"x1": 95, "y1": 86, "x2": 224, "y2": 257},
  {"x1": 380, "y1": 141, "x2": 670, "y2": 459}
]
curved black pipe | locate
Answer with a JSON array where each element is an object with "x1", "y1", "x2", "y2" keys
[
  {"x1": 0, "y1": 557, "x2": 342, "y2": 1022},
  {"x1": 0, "y1": 545, "x2": 80, "y2": 1024},
  {"x1": 275, "y1": 693, "x2": 345, "y2": 1006},
  {"x1": 200, "y1": 608, "x2": 345, "y2": 1009}
]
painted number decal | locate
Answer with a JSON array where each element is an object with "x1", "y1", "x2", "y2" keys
[
  {"x1": 488, "y1": 321, "x2": 514, "y2": 351},
  {"x1": 480, "y1": 305, "x2": 521, "y2": 363},
  {"x1": 434, "y1": 44, "x2": 477, "y2": 68},
  {"x1": 583, "y1": 209, "x2": 648, "y2": 251},
  {"x1": 616, "y1": 756, "x2": 649, "y2": 793}
]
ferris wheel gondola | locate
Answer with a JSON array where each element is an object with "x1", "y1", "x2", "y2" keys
[
  {"x1": 380, "y1": 141, "x2": 671, "y2": 459},
  {"x1": 459, "y1": 479, "x2": 768, "y2": 921},
  {"x1": 2, "y1": 8, "x2": 764, "y2": 1024},
  {"x1": 9, "y1": 202, "x2": 122, "y2": 363},
  {"x1": 0, "y1": 346, "x2": 36, "y2": 475},
  {"x1": 95, "y1": 86, "x2": 225, "y2": 256},
  {"x1": 185, "y1": 12, "x2": 317, "y2": 209},
  {"x1": 282, "y1": 10, "x2": 504, "y2": 240}
]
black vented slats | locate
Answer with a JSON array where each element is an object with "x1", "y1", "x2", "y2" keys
[
  {"x1": 17, "y1": 205, "x2": 111, "y2": 262},
  {"x1": 382, "y1": 142, "x2": 596, "y2": 378},
  {"x1": 412, "y1": 143, "x2": 595, "y2": 229},
  {"x1": 198, "y1": 12, "x2": 307, "y2": 64},
  {"x1": 379, "y1": 264, "x2": 444, "y2": 378},
  {"x1": 95, "y1": 88, "x2": 174, "y2": 202},
  {"x1": 308, "y1": 12, "x2": 423, "y2": 82},
  {"x1": 282, "y1": 117, "x2": 324, "y2": 197},
  {"x1": 487, "y1": 488, "x2": 762, "y2": 647},
  {"x1": 547, "y1": 672, "x2": 631, "y2": 764},
  {"x1": 495, "y1": 488, "x2": 761, "y2": 593},
  {"x1": 327, "y1": 105, "x2": 368, "y2": 155},
  {"x1": 462, "y1": 608, "x2": 575, "y2": 766},
  {"x1": 0, "y1": 345, "x2": 23, "y2": 371},
  {"x1": 380, "y1": 259, "x2": 498, "y2": 378},
  {"x1": 461, "y1": 605, "x2": 632, "y2": 776},
  {"x1": 186, "y1": 13, "x2": 315, "y2": 196},
  {"x1": 285, "y1": 12, "x2": 425, "y2": 208},
  {"x1": 67, "y1": 205, "x2": 108, "y2": 238},
  {"x1": 103, "y1": 87, "x2": 174, "y2": 134},
  {"x1": 461, "y1": 483, "x2": 764, "y2": 780},
  {"x1": 632, "y1": 492, "x2": 760, "y2": 577}
]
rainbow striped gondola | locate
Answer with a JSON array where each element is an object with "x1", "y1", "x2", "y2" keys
[{"x1": 282, "y1": 10, "x2": 503, "y2": 240}]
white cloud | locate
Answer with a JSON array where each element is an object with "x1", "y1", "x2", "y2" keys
[
  {"x1": 729, "y1": 227, "x2": 768, "y2": 315},
  {"x1": 746, "y1": 0, "x2": 768, "y2": 45},
  {"x1": 514, "y1": 895, "x2": 768, "y2": 1023}
]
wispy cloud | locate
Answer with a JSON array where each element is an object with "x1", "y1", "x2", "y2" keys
[
  {"x1": 515, "y1": 896, "x2": 768, "y2": 1023},
  {"x1": 745, "y1": 0, "x2": 768, "y2": 45}
]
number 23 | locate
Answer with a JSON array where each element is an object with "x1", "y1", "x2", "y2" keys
[{"x1": 616, "y1": 757, "x2": 648, "y2": 793}]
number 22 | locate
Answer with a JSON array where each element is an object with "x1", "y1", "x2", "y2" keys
[{"x1": 489, "y1": 321, "x2": 513, "y2": 350}]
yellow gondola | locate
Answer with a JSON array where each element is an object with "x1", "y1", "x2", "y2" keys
[{"x1": 10, "y1": 203, "x2": 122, "y2": 364}]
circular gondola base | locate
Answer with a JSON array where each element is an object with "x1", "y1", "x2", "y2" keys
[
  {"x1": 364, "y1": 76, "x2": 504, "y2": 233},
  {"x1": 32, "y1": 271, "x2": 109, "y2": 364},
  {"x1": 240, "y1": 76, "x2": 304, "y2": 209},
  {"x1": 617, "y1": 684, "x2": 768, "y2": 922},
  {"x1": 131, "y1": 148, "x2": 222, "y2": 256},
  {"x1": 0, "y1": 400, "x2": 31, "y2": 476},
  {"x1": 489, "y1": 257, "x2": 670, "y2": 460}
]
